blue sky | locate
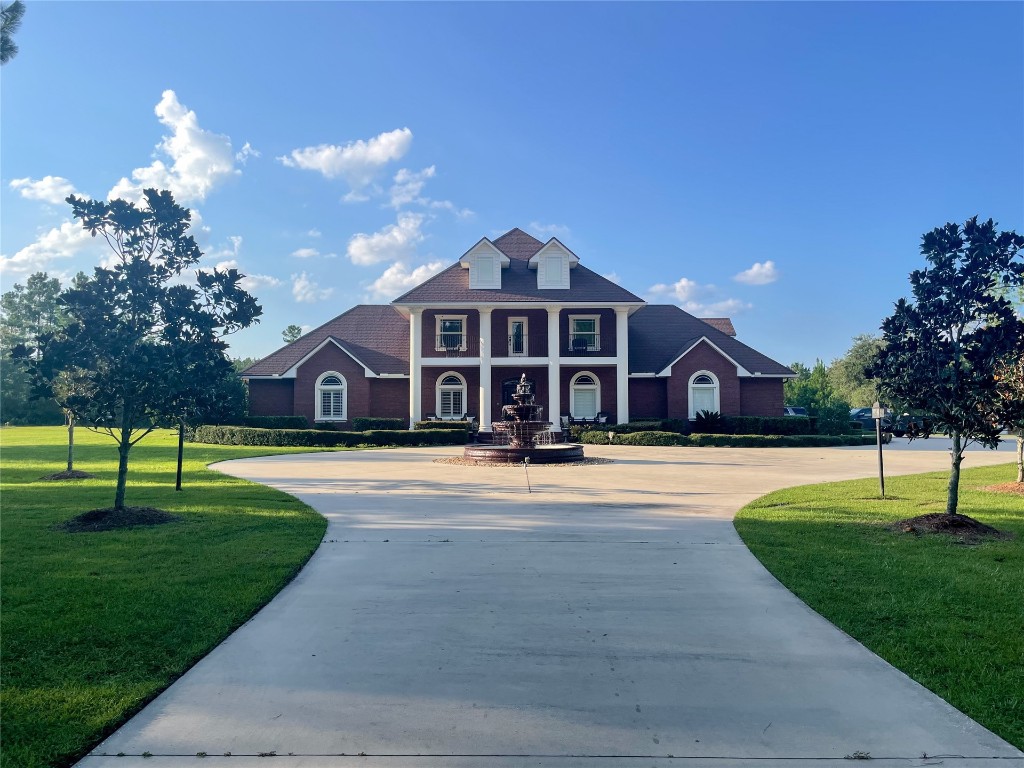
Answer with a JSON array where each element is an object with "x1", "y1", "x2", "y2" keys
[{"x1": 2, "y1": 1, "x2": 1021, "y2": 366}]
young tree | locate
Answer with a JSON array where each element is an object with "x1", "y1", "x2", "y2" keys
[
  {"x1": 871, "y1": 217, "x2": 1024, "y2": 515},
  {"x1": 33, "y1": 189, "x2": 261, "y2": 510},
  {"x1": 282, "y1": 324, "x2": 303, "y2": 343},
  {"x1": 994, "y1": 357, "x2": 1024, "y2": 483},
  {"x1": 1, "y1": 0, "x2": 25, "y2": 65}
]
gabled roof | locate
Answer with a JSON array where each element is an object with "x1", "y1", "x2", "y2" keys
[
  {"x1": 241, "y1": 305, "x2": 409, "y2": 377},
  {"x1": 393, "y1": 228, "x2": 643, "y2": 305},
  {"x1": 628, "y1": 305, "x2": 793, "y2": 376}
]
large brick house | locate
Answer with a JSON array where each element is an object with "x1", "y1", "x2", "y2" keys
[{"x1": 242, "y1": 228, "x2": 793, "y2": 430}]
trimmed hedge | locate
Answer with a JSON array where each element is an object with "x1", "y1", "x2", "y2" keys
[
  {"x1": 413, "y1": 420, "x2": 472, "y2": 431},
  {"x1": 586, "y1": 431, "x2": 880, "y2": 448},
  {"x1": 241, "y1": 415, "x2": 309, "y2": 429},
  {"x1": 194, "y1": 425, "x2": 468, "y2": 447},
  {"x1": 351, "y1": 417, "x2": 406, "y2": 431}
]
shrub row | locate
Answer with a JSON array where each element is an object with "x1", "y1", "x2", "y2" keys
[
  {"x1": 194, "y1": 425, "x2": 468, "y2": 447},
  {"x1": 580, "y1": 430, "x2": 878, "y2": 448},
  {"x1": 413, "y1": 420, "x2": 473, "y2": 431},
  {"x1": 717, "y1": 416, "x2": 813, "y2": 436},
  {"x1": 351, "y1": 417, "x2": 406, "y2": 431},
  {"x1": 241, "y1": 415, "x2": 309, "y2": 429}
]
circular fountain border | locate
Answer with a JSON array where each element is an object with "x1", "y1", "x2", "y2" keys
[{"x1": 436, "y1": 455, "x2": 614, "y2": 468}]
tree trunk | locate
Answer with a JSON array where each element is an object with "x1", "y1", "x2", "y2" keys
[
  {"x1": 66, "y1": 412, "x2": 75, "y2": 472},
  {"x1": 114, "y1": 425, "x2": 131, "y2": 511},
  {"x1": 946, "y1": 429, "x2": 963, "y2": 516},
  {"x1": 175, "y1": 421, "x2": 185, "y2": 491},
  {"x1": 1017, "y1": 432, "x2": 1023, "y2": 484}
]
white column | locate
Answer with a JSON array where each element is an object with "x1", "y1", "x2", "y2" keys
[
  {"x1": 547, "y1": 307, "x2": 561, "y2": 431},
  {"x1": 408, "y1": 309, "x2": 422, "y2": 428},
  {"x1": 616, "y1": 307, "x2": 630, "y2": 425},
  {"x1": 479, "y1": 309, "x2": 492, "y2": 431}
]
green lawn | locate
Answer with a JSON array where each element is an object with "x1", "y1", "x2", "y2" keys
[
  {"x1": 734, "y1": 464, "x2": 1024, "y2": 749},
  {"x1": 0, "y1": 427, "x2": 331, "y2": 768}
]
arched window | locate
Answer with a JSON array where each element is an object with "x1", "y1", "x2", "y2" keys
[
  {"x1": 316, "y1": 372, "x2": 347, "y2": 421},
  {"x1": 436, "y1": 372, "x2": 467, "y2": 419},
  {"x1": 570, "y1": 371, "x2": 600, "y2": 420},
  {"x1": 688, "y1": 371, "x2": 720, "y2": 419}
]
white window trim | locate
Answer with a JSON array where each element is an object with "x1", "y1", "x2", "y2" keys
[
  {"x1": 436, "y1": 371, "x2": 468, "y2": 419},
  {"x1": 508, "y1": 316, "x2": 528, "y2": 356},
  {"x1": 315, "y1": 371, "x2": 347, "y2": 422},
  {"x1": 688, "y1": 370, "x2": 720, "y2": 420},
  {"x1": 435, "y1": 314, "x2": 468, "y2": 352},
  {"x1": 568, "y1": 314, "x2": 601, "y2": 352},
  {"x1": 569, "y1": 370, "x2": 601, "y2": 419}
]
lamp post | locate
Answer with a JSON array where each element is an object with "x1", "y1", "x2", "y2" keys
[{"x1": 872, "y1": 401, "x2": 887, "y2": 498}]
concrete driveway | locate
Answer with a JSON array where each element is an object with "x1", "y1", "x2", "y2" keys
[{"x1": 82, "y1": 440, "x2": 1023, "y2": 767}]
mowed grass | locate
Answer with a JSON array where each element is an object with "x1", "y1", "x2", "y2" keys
[
  {"x1": 734, "y1": 464, "x2": 1024, "y2": 749},
  {"x1": 0, "y1": 427, "x2": 332, "y2": 768}
]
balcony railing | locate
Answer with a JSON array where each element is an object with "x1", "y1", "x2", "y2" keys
[
  {"x1": 567, "y1": 333, "x2": 601, "y2": 355},
  {"x1": 432, "y1": 335, "x2": 480, "y2": 357}
]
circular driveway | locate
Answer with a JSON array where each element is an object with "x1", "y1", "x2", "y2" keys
[{"x1": 82, "y1": 441, "x2": 1022, "y2": 767}]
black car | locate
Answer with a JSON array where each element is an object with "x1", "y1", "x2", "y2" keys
[
  {"x1": 891, "y1": 413, "x2": 933, "y2": 438},
  {"x1": 850, "y1": 407, "x2": 890, "y2": 431}
]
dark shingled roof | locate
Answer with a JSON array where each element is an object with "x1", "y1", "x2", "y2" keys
[
  {"x1": 242, "y1": 305, "x2": 409, "y2": 377},
  {"x1": 393, "y1": 228, "x2": 644, "y2": 304},
  {"x1": 628, "y1": 305, "x2": 793, "y2": 376}
]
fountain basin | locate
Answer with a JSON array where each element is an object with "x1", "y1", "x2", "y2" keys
[{"x1": 463, "y1": 442, "x2": 585, "y2": 465}]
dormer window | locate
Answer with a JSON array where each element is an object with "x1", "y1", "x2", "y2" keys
[
  {"x1": 528, "y1": 239, "x2": 578, "y2": 290},
  {"x1": 459, "y1": 239, "x2": 509, "y2": 289}
]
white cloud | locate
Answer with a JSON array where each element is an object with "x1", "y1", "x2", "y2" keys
[
  {"x1": 235, "y1": 142, "x2": 260, "y2": 164},
  {"x1": 0, "y1": 220, "x2": 95, "y2": 275},
  {"x1": 646, "y1": 277, "x2": 751, "y2": 317},
  {"x1": 205, "y1": 235, "x2": 243, "y2": 262},
  {"x1": 107, "y1": 90, "x2": 239, "y2": 204},
  {"x1": 733, "y1": 260, "x2": 778, "y2": 285},
  {"x1": 290, "y1": 247, "x2": 336, "y2": 260},
  {"x1": 291, "y1": 271, "x2": 333, "y2": 303},
  {"x1": 307, "y1": 228, "x2": 322, "y2": 238},
  {"x1": 366, "y1": 260, "x2": 445, "y2": 301},
  {"x1": 278, "y1": 127, "x2": 412, "y2": 191},
  {"x1": 528, "y1": 222, "x2": 571, "y2": 239},
  {"x1": 389, "y1": 166, "x2": 435, "y2": 208},
  {"x1": 602, "y1": 272, "x2": 621, "y2": 284},
  {"x1": 202, "y1": 258, "x2": 281, "y2": 293},
  {"x1": 9, "y1": 176, "x2": 80, "y2": 205},
  {"x1": 347, "y1": 212, "x2": 425, "y2": 266}
]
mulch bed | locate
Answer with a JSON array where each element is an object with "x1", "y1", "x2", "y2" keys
[
  {"x1": 39, "y1": 469, "x2": 95, "y2": 481},
  {"x1": 982, "y1": 482, "x2": 1024, "y2": 497},
  {"x1": 891, "y1": 512, "x2": 1012, "y2": 544},
  {"x1": 434, "y1": 456, "x2": 614, "y2": 468},
  {"x1": 55, "y1": 506, "x2": 183, "y2": 533}
]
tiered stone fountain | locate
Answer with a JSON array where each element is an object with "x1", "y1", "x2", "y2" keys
[{"x1": 463, "y1": 373, "x2": 584, "y2": 464}]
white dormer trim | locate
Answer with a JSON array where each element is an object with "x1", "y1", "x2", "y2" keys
[
  {"x1": 459, "y1": 238, "x2": 510, "y2": 290},
  {"x1": 528, "y1": 239, "x2": 579, "y2": 290},
  {"x1": 657, "y1": 336, "x2": 753, "y2": 378}
]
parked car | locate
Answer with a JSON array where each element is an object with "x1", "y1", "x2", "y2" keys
[
  {"x1": 891, "y1": 413, "x2": 933, "y2": 438},
  {"x1": 783, "y1": 406, "x2": 808, "y2": 417},
  {"x1": 849, "y1": 407, "x2": 893, "y2": 443},
  {"x1": 850, "y1": 407, "x2": 891, "y2": 431}
]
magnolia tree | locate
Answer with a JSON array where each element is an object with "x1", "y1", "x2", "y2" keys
[
  {"x1": 32, "y1": 190, "x2": 261, "y2": 510},
  {"x1": 871, "y1": 217, "x2": 1024, "y2": 515}
]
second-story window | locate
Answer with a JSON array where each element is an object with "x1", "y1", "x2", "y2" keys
[
  {"x1": 569, "y1": 315, "x2": 600, "y2": 352},
  {"x1": 436, "y1": 315, "x2": 467, "y2": 352}
]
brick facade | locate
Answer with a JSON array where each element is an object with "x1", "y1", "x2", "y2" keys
[
  {"x1": 248, "y1": 379, "x2": 295, "y2": 417},
  {"x1": 739, "y1": 378, "x2": 784, "y2": 417},
  {"x1": 666, "y1": 340, "x2": 742, "y2": 418},
  {"x1": 628, "y1": 378, "x2": 667, "y2": 420},
  {"x1": 293, "y1": 342, "x2": 371, "y2": 427}
]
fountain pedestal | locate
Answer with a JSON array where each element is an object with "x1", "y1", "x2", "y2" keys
[{"x1": 463, "y1": 374, "x2": 584, "y2": 464}]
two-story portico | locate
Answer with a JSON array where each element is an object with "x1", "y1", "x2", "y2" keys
[
  {"x1": 394, "y1": 228, "x2": 645, "y2": 429},
  {"x1": 242, "y1": 228, "x2": 794, "y2": 428}
]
